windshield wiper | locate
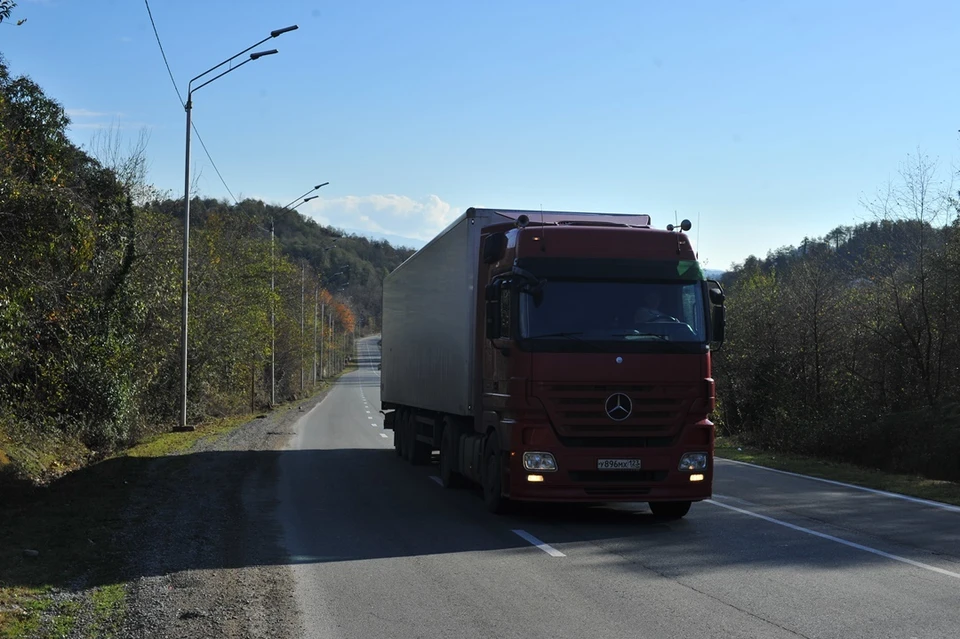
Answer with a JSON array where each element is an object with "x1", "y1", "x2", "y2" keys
[
  {"x1": 525, "y1": 331, "x2": 585, "y2": 340},
  {"x1": 523, "y1": 332, "x2": 609, "y2": 353},
  {"x1": 612, "y1": 331, "x2": 671, "y2": 342}
]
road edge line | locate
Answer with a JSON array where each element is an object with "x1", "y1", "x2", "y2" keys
[
  {"x1": 706, "y1": 499, "x2": 960, "y2": 580},
  {"x1": 716, "y1": 457, "x2": 960, "y2": 514}
]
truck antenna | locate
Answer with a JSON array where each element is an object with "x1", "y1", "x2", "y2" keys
[
  {"x1": 696, "y1": 212, "x2": 701, "y2": 258},
  {"x1": 540, "y1": 204, "x2": 546, "y2": 252}
]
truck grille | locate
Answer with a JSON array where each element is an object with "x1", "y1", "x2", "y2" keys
[
  {"x1": 535, "y1": 382, "x2": 696, "y2": 443},
  {"x1": 556, "y1": 435, "x2": 674, "y2": 448}
]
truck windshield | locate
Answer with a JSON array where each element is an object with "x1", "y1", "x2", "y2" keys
[{"x1": 518, "y1": 280, "x2": 707, "y2": 344}]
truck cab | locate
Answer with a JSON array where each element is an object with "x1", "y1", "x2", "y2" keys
[{"x1": 476, "y1": 213, "x2": 724, "y2": 515}]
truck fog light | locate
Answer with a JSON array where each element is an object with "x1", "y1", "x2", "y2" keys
[
  {"x1": 522, "y1": 452, "x2": 558, "y2": 472},
  {"x1": 690, "y1": 474, "x2": 705, "y2": 482},
  {"x1": 678, "y1": 452, "x2": 709, "y2": 471},
  {"x1": 527, "y1": 474, "x2": 545, "y2": 482}
]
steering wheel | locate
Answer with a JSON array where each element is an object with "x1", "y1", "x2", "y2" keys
[{"x1": 637, "y1": 310, "x2": 680, "y2": 323}]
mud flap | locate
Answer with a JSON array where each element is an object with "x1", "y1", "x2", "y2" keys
[{"x1": 382, "y1": 410, "x2": 396, "y2": 431}]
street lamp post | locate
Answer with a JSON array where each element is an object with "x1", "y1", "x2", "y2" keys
[
  {"x1": 264, "y1": 185, "x2": 327, "y2": 407},
  {"x1": 178, "y1": 25, "x2": 298, "y2": 432}
]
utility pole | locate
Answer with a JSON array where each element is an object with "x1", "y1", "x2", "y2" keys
[
  {"x1": 270, "y1": 218, "x2": 276, "y2": 406},
  {"x1": 313, "y1": 284, "x2": 319, "y2": 385},
  {"x1": 319, "y1": 300, "x2": 326, "y2": 380},
  {"x1": 330, "y1": 314, "x2": 336, "y2": 373},
  {"x1": 177, "y1": 31, "x2": 295, "y2": 432},
  {"x1": 300, "y1": 262, "x2": 305, "y2": 393}
]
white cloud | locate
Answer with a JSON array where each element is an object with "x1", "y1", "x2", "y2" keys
[
  {"x1": 302, "y1": 194, "x2": 458, "y2": 244},
  {"x1": 66, "y1": 108, "x2": 115, "y2": 119},
  {"x1": 65, "y1": 109, "x2": 148, "y2": 132}
]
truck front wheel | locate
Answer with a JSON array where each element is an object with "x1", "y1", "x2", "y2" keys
[
  {"x1": 482, "y1": 436, "x2": 510, "y2": 514},
  {"x1": 648, "y1": 501, "x2": 692, "y2": 519}
]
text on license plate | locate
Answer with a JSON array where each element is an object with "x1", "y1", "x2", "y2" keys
[{"x1": 597, "y1": 458, "x2": 642, "y2": 470}]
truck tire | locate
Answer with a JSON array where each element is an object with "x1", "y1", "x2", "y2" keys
[
  {"x1": 405, "y1": 413, "x2": 431, "y2": 466},
  {"x1": 393, "y1": 426, "x2": 402, "y2": 457},
  {"x1": 648, "y1": 501, "x2": 692, "y2": 519},
  {"x1": 482, "y1": 435, "x2": 510, "y2": 514},
  {"x1": 439, "y1": 424, "x2": 467, "y2": 489}
]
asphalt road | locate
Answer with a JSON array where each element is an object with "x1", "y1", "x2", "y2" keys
[{"x1": 279, "y1": 336, "x2": 960, "y2": 639}]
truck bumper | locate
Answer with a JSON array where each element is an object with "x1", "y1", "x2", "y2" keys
[{"x1": 506, "y1": 447, "x2": 712, "y2": 504}]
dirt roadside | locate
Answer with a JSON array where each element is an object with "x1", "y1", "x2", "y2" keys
[{"x1": 118, "y1": 389, "x2": 331, "y2": 638}]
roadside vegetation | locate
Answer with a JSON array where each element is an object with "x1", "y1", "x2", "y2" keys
[
  {"x1": 715, "y1": 153, "x2": 960, "y2": 486},
  {"x1": 0, "y1": 54, "x2": 407, "y2": 487}
]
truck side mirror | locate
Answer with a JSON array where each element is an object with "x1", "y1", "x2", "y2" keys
[
  {"x1": 711, "y1": 305, "x2": 726, "y2": 345},
  {"x1": 485, "y1": 281, "x2": 502, "y2": 339},
  {"x1": 483, "y1": 233, "x2": 507, "y2": 265},
  {"x1": 707, "y1": 279, "x2": 725, "y2": 305}
]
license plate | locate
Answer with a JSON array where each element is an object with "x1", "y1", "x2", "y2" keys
[{"x1": 597, "y1": 458, "x2": 642, "y2": 471}]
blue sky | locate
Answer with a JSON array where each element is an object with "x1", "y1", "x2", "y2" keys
[{"x1": 6, "y1": 0, "x2": 960, "y2": 269}]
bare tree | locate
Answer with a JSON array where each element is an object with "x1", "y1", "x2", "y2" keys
[
  {"x1": 87, "y1": 121, "x2": 166, "y2": 205},
  {"x1": 860, "y1": 152, "x2": 951, "y2": 406}
]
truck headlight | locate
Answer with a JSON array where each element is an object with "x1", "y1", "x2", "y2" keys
[
  {"x1": 678, "y1": 452, "x2": 709, "y2": 471},
  {"x1": 522, "y1": 452, "x2": 558, "y2": 472}
]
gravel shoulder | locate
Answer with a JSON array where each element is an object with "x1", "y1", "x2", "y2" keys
[{"x1": 120, "y1": 390, "x2": 331, "y2": 638}]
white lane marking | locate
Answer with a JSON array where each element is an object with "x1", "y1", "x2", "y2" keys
[
  {"x1": 380, "y1": 433, "x2": 389, "y2": 438},
  {"x1": 706, "y1": 498, "x2": 960, "y2": 580},
  {"x1": 429, "y1": 475, "x2": 443, "y2": 486},
  {"x1": 511, "y1": 529, "x2": 566, "y2": 558},
  {"x1": 717, "y1": 458, "x2": 960, "y2": 514},
  {"x1": 365, "y1": 410, "x2": 371, "y2": 414}
]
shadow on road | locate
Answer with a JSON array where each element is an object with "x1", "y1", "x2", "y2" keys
[{"x1": 6, "y1": 435, "x2": 954, "y2": 595}]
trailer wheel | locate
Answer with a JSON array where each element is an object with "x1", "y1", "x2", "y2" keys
[
  {"x1": 403, "y1": 413, "x2": 430, "y2": 465},
  {"x1": 409, "y1": 427, "x2": 431, "y2": 466},
  {"x1": 648, "y1": 501, "x2": 692, "y2": 519},
  {"x1": 401, "y1": 411, "x2": 415, "y2": 463},
  {"x1": 439, "y1": 424, "x2": 467, "y2": 489},
  {"x1": 482, "y1": 435, "x2": 510, "y2": 514},
  {"x1": 396, "y1": 409, "x2": 408, "y2": 460}
]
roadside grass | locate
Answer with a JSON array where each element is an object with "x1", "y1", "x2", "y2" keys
[
  {"x1": 89, "y1": 584, "x2": 125, "y2": 638},
  {"x1": 715, "y1": 436, "x2": 960, "y2": 507},
  {"x1": 124, "y1": 413, "x2": 252, "y2": 458},
  {"x1": 0, "y1": 370, "x2": 353, "y2": 638}
]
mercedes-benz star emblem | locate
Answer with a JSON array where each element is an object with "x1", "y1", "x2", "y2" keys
[{"x1": 605, "y1": 393, "x2": 633, "y2": 421}]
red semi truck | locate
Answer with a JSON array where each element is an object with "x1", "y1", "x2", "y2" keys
[{"x1": 380, "y1": 208, "x2": 725, "y2": 517}]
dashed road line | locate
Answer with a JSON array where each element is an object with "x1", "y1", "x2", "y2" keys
[{"x1": 511, "y1": 529, "x2": 566, "y2": 557}]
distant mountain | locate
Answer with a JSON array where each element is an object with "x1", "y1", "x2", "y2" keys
[
  {"x1": 337, "y1": 227, "x2": 425, "y2": 252},
  {"x1": 704, "y1": 269, "x2": 727, "y2": 280}
]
